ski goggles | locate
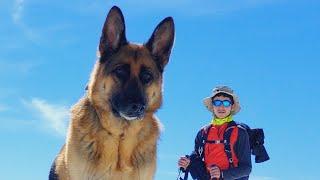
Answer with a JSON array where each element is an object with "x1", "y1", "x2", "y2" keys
[{"x1": 212, "y1": 100, "x2": 232, "y2": 107}]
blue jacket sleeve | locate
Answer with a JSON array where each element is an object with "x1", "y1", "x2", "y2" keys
[
  {"x1": 222, "y1": 127, "x2": 252, "y2": 180},
  {"x1": 189, "y1": 129, "x2": 203, "y2": 160}
]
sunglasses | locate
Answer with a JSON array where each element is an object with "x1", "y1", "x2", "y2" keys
[{"x1": 212, "y1": 100, "x2": 232, "y2": 107}]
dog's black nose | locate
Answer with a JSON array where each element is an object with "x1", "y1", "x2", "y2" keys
[{"x1": 128, "y1": 103, "x2": 145, "y2": 114}]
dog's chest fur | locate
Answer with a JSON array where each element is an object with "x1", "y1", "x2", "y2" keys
[{"x1": 62, "y1": 97, "x2": 159, "y2": 179}]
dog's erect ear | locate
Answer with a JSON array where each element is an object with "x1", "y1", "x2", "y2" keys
[
  {"x1": 146, "y1": 17, "x2": 175, "y2": 72},
  {"x1": 99, "y1": 6, "x2": 127, "y2": 61}
]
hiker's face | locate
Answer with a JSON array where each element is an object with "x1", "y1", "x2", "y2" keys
[{"x1": 212, "y1": 96, "x2": 233, "y2": 118}]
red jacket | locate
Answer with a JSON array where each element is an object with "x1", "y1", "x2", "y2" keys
[{"x1": 204, "y1": 123, "x2": 239, "y2": 170}]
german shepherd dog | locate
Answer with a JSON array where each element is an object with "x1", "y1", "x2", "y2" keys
[{"x1": 49, "y1": 6, "x2": 174, "y2": 180}]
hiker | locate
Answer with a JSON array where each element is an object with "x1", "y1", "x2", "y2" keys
[{"x1": 178, "y1": 86, "x2": 252, "y2": 180}]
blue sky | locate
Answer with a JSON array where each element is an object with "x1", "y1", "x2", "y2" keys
[{"x1": 1, "y1": 0, "x2": 320, "y2": 179}]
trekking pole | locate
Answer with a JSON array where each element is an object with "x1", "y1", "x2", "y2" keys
[
  {"x1": 176, "y1": 167, "x2": 188, "y2": 180},
  {"x1": 176, "y1": 168, "x2": 182, "y2": 180},
  {"x1": 177, "y1": 155, "x2": 190, "y2": 180}
]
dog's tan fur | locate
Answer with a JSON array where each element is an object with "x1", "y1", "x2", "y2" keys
[{"x1": 50, "y1": 6, "x2": 174, "y2": 180}]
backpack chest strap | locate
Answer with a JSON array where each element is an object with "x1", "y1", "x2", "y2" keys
[{"x1": 204, "y1": 139, "x2": 228, "y2": 144}]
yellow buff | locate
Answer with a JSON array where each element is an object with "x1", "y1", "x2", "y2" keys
[{"x1": 211, "y1": 115, "x2": 233, "y2": 126}]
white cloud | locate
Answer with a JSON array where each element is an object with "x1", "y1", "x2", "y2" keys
[
  {"x1": 12, "y1": 0, "x2": 24, "y2": 24},
  {"x1": 11, "y1": 0, "x2": 41, "y2": 43},
  {"x1": 25, "y1": 98, "x2": 70, "y2": 136}
]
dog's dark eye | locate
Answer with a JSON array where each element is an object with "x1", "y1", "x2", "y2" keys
[
  {"x1": 140, "y1": 70, "x2": 153, "y2": 85},
  {"x1": 113, "y1": 65, "x2": 130, "y2": 81}
]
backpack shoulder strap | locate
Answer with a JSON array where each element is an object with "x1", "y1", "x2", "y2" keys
[
  {"x1": 201, "y1": 124, "x2": 212, "y2": 142},
  {"x1": 223, "y1": 121, "x2": 238, "y2": 168},
  {"x1": 237, "y1": 122, "x2": 251, "y2": 132},
  {"x1": 197, "y1": 124, "x2": 212, "y2": 159}
]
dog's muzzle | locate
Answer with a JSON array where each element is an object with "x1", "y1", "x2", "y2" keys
[{"x1": 118, "y1": 103, "x2": 146, "y2": 121}]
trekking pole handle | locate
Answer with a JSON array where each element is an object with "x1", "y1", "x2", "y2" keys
[
  {"x1": 177, "y1": 155, "x2": 190, "y2": 180},
  {"x1": 179, "y1": 155, "x2": 190, "y2": 172}
]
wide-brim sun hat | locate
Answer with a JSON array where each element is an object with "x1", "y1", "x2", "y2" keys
[{"x1": 203, "y1": 85, "x2": 241, "y2": 115}]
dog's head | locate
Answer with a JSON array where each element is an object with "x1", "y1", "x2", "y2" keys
[{"x1": 88, "y1": 6, "x2": 174, "y2": 121}]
